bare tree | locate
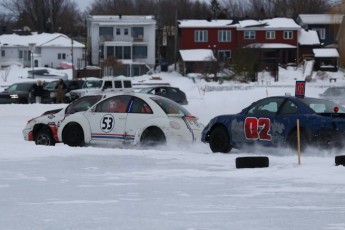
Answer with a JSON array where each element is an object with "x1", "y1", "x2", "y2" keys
[
  {"x1": 209, "y1": 0, "x2": 222, "y2": 19},
  {"x1": 272, "y1": 0, "x2": 331, "y2": 18},
  {"x1": 330, "y1": 0, "x2": 345, "y2": 67},
  {"x1": 0, "y1": 0, "x2": 82, "y2": 36}
]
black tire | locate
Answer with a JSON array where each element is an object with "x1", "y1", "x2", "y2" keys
[
  {"x1": 287, "y1": 130, "x2": 307, "y2": 151},
  {"x1": 236, "y1": 156, "x2": 269, "y2": 169},
  {"x1": 335, "y1": 155, "x2": 345, "y2": 166},
  {"x1": 209, "y1": 126, "x2": 232, "y2": 153},
  {"x1": 35, "y1": 127, "x2": 55, "y2": 146},
  {"x1": 140, "y1": 127, "x2": 166, "y2": 147},
  {"x1": 62, "y1": 123, "x2": 85, "y2": 147}
]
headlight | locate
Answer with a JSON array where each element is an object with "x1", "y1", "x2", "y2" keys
[
  {"x1": 50, "y1": 92, "x2": 56, "y2": 98},
  {"x1": 10, "y1": 94, "x2": 19, "y2": 99}
]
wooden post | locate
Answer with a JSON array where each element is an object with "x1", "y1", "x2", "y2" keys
[{"x1": 297, "y1": 119, "x2": 301, "y2": 165}]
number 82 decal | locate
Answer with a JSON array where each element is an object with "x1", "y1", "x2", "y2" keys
[{"x1": 244, "y1": 117, "x2": 272, "y2": 141}]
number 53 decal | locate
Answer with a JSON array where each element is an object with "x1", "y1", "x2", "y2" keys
[
  {"x1": 101, "y1": 114, "x2": 115, "y2": 133},
  {"x1": 244, "y1": 117, "x2": 272, "y2": 141}
]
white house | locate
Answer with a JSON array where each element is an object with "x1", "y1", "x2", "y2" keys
[
  {"x1": 0, "y1": 32, "x2": 84, "y2": 69},
  {"x1": 87, "y1": 15, "x2": 156, "y2": 77}
]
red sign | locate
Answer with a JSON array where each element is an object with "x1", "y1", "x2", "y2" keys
[{"x1": 295, "y1": 81, "x2": 305, "y2": 98}]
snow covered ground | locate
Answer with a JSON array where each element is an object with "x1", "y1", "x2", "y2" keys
[{"x1": 1, "y1": 65, "x2": 345, "y2": 229}]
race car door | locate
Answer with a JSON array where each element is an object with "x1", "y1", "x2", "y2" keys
[
  {"x1": 124, "y1": 96, "x2": 154, "y2": 144},
  {"x1": 86, "y1": 95, "x2": 131, "y2": 145},
  {"x1": 231, "y1": 97, "x2": 286, "y2": 147}
]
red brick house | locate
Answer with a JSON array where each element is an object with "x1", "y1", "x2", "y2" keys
[
  {"x1": 236, "y1": 18, "x2": 300, "y2": 67},
  {"x1": 178, "y1": 18, "x2": 305, "y2": 73},
  {"x1": 178, "y1": 20, "x2": 237, "y2": 62}
]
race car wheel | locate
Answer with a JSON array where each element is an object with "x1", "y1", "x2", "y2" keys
[
  {"x1": 62, "y1": 123, "x2": 85, "y2": 147},
  {"x1": 288, "y1": 130, "x2": 307, "y2": 151},
  {"x1": 209, "y1": 126, "x2": 232, "y2": 153},
  {"x1": 236, "y1": 156, "x2": 269, "y2": 169},
  {"x1": 140, "y1": 127, "x2": 166, "y2": 147},
  {"x1": 35, "y1": 127, "x2": 55, "y2": 146}
]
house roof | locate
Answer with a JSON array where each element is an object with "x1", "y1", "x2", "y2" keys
[
  {"x1": 178, "y1": 20, "x2": 235, "y2": 28},
  {"x1": 313, "y1": 48, "x2": 339, "y2": 57},
  {"x1": 298, "y1": 14, "x2": 344, "y2": 25},
  {"x1": 298, "y1": 29, "x2": 320, "y2": 45},
  {"x1": 237, "y1": 18, "x2": 300, "y2": 30},
  {"x1": 179, "y1": 49, "x2": 216, "y2": 62},
  {"x1": 0, "y1": 33, "x2": 84, "y2": 48},
  {"x1": 89, "y1": 15, "x2": 155, "y2": 22},
  {"x1": 244, "y1": 43, "x2": 297, "y2": 49}
]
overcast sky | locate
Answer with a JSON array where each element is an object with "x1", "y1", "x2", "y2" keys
[{"x1": 76, "y1": 0, "x2": 94, "y2": 11}]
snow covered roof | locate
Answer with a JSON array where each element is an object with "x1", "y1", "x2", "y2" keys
[
  {"x1": 0, "y1": 33, "x2": 84, "y2": 48},
  {"x1": 178, "y1": 20, "x2": 234, "y2": 28},
  {"x1": 245, "y1": 43, "x2": 297, "y2": 49},
  {"x1": 179, "y1": 49, "x2": 216, "y2": 62},
  {"x1": 298, "y1": 29, "x2": 320, "y2": 45},
  {"x1": 313, "y1": 48, "x2": 339, "y2": 57},
  {"x1": 89, "y1": 15, "x2": 155, "y2": 22},
  {"x1": 238, "y1": 18, "x2": 300, "y2": 30},
  {"x1": 298, "y1": 14, "x2": 344, "y2": 25}
]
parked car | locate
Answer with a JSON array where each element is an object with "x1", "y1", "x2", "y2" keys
[
  {"x1": 139, "y1": 86, "x2": 188, "y2": 105},
  {"x1": 22, "y1": 94, "x2": 106, "y2": 145},
  {"x1": 58, "y1": 92, "x2": 203, "y2": 147},
  {"x1": 44, "y1": 79, "x2": 85, "y2": 103},
  {"x1": 319, "y1": 86, "x2": 345, "y2": 105},
  {"x1": 0, "y1": 81, "x2": 49, "y2": 104},
  {"x1": 27, "y1": 69, "x2": 68, "y2": 80},
  {"x1": 68, "y1": 76, "x2": 132, "y2": 102},
  {"x1": 202, "y1": 96, "x2": 345, "y2": 153}
]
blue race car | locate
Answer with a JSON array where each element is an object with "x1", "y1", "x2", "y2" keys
[{"x1": 201, "y1": 96, "x2": 345, "y2": 153}]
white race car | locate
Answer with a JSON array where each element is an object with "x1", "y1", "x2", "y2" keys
[
  {"x1": 23, "y1": 95, "x2": 105, "y2": 145},
  {"x1": 58, "y1": 92, "x2": 203, "y2": 147}
]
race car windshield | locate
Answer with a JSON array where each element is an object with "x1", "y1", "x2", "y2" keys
[
  {"x1": 301, "y1": 98, "x2": 345, "y2": 113},
  {"x1": 151, "y1": 97, "x2": 191, "y2": 115},
  {"x1": 65, "y1": 95, "x2": 103, "y2": 114}
]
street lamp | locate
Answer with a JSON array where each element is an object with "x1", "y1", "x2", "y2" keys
[{"x1": 28, "y1": 43, "x2": 36, "y2": 78}]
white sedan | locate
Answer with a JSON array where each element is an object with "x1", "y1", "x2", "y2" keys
[{"x1": 58, "y1": 92, "x2": 203, "y2": 147}]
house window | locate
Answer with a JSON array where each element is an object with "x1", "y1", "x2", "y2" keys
[
  {"x1": 133, "y1": 45, "x2": 147, "y2": 59},
  {"x1": 266, "y1": 31, "x2": 276, "y2": 39},
  {"x1": 58, "y1": 53, "x2": 66, "y2": 60},
  {"x1": 218, "y1": 30, "x2": 231, "y2": 42},
  {"x1": 132, "y1": 27, "x2": 144, "y2": 41},
  {"x1": 107, "y1": 46, "x2": 114, "y2": 57},
  {"x1": 115, "y1": 47, "x2": 122, "y2": 59},
  {"x1": 123, "y1": 46, "x2": 131, "y2": 59},
  {"x1": 124, "y1": 28, "x2": 129, "y2": 35},
  {"x1": 116, "y1": 28, "x2": 121, "y2": 35},
  {"x1": 312, "y1": 28, "x2": 326, "y2": 40},
  {"x1": 244, "y1": 31, "x2": 256, "y2": 39},
  {"x1": 1, "y1": 50, "x2": 5, "y2": 57},
  {"x1": 19, "y1": 50, "x2": 31, "y2": 61},
  {"x1": 283, "y1": 31, "x2": 293, "y2": 39},
  {"x1": 99, "y1": 27, "x2": 113, "y2": 36},
  {"x1": 115, "y1": 46, "x2": 131, "y2": 59},
  {"x1": 194, "y1": 30, "x2": 208, "y2": 42},
  {"x1": 218, "y1": 50, "x2": 231, "y2": 61}
]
